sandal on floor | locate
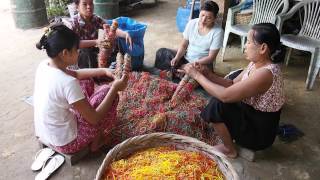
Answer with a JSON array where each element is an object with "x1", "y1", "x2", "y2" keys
[
  {"x1": 31, "y1": 148, "x2": 55, "y2": 171},
  {"x1": 35, "y1": 154, "x2": 65, "y2": 180},
  {"x1": 277, "y1": 123, "x2": 304, "y2": 143}
]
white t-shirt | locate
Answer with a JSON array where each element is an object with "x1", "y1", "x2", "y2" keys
[
  {"x1": 34, "y1": 60, "x2": 85, "y2": 146},
  {"x1": 183, "y1": 18, "x2": 224, "y2": 63}
]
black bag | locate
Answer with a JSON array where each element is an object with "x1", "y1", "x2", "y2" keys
[
  {"x1": 78, "y1": 48, "x2": 99, "y2": 69},
  {"x1": 154, "y1": 48, "x2": 177, "y2": 70}
]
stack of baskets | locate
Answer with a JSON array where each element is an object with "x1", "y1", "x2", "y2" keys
[{"x1": 95, "y1": 132, "x2": 239, "y2": 180}]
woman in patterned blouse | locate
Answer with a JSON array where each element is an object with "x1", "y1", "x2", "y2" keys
[
  {"x1": 69, "y1": 0, "x2": 132, "y2": 69},
  {"x1": 181, "y1": 23, "x2": 285, "y2": 158}
]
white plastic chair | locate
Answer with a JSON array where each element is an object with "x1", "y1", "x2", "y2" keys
[
  {"x1": 278, "y1": 0, "x2": 320, "y2": 90},
  {"x1": 221, "y1": 0, "x2": 289, "y2": 60}
]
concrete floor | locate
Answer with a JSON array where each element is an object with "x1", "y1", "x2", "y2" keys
[{"x1": 0, "y1": 0, "x2": 319, "y2": 179}]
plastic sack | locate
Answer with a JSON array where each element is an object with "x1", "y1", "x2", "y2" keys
[
  {"x1": 106, "y1": 17, "x2": 147, "y2": 56},
  {"x1": 240, "y1": 0, "x2": 253, "y2": 10},
  {"x1": 106, "y1": 17, "x2": 147, "y2": 70},
  {"x1": 176, "y1": 1, "x2": 200, "y2": 33},
  {"x1": 185, "y1": 0, "x2": 201, "y2": 9}
]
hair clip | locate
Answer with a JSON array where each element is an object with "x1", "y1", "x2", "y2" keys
[
  {"x1": 271, "y1": 49, "x2": 281, "y2": 59},
  {"x1": 43, "y1": 27, "x2": 53, "y2": 37}
]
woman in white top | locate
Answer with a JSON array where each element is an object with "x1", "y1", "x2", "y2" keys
[
  {"x1": 154, "y1": 1, "x2": 223, "y2": 74},
  {"x1": 34, "y1": 24, "x2": 128, "y2": 154}
]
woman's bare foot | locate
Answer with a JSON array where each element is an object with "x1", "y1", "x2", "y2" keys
[{"x1": 213, "y1": 143, "x2": 238, "y2": 158}]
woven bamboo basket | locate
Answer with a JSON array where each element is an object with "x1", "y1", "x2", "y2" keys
[
  {"x1": 95, "y1": 132, "x2": 239, "y2": 180},
  {"x1": 234, "y1": 12, "x2": 252, "y2": 25}
]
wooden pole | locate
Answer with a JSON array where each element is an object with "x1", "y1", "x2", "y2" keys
[{"x1": 189, "y1": 0, "x2": 196, "y2": 20}]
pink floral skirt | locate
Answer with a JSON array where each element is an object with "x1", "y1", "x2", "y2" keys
[{"x1": 55, "y1": 79, "x2": 118, "y2": 154}]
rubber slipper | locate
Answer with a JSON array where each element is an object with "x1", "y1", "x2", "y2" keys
[
  {"x1": 31, "y1": 148, "x2": 55, "y2": 171},
  {"x1": 35, "y1": 154, "x2": 65, "y2": 180},
  {"x1": 277, "y1": 123, "x2": 304, "y2": 143}
]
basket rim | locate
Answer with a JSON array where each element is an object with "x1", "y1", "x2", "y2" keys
[{"x1": 95, "y1": 132, "x2": 239, "y2": 180}]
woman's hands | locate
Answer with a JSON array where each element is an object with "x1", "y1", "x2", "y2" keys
[
  {"x1": 182, "y1": 63, "x2": 201, "y2": 79},
  {"x1": 179, "y1": 62, "x2": 209, "y2": 79},
  {"x1": 95, "y1": 38, "x2": 109, "y2": 48},
  {"x1": 112, "y1": 72, "x2": 128, "y2": 91},
  {"x1": 125, "y1": 32, "x2": 133, "y2": 51},
  {"x1": 194, "y1": 62, "x2": 211, "y2": 76},
  {"x1": 104, "y1": 68, "x2": 115, "y2": 79},
  {"x1": 171, "y1": 57, "x2": 179, "y2": 67}
]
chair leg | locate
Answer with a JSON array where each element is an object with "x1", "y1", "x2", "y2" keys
[
  {"x1": 241, "y1": 36, "x2": 246, "y2": 53},
  {"x1": 221, "y1": 30, "x2": 230, "y2": 61},
  {"x1": 285, "y1": 48, "x2": 292, "y2": 66},
  {"x1": 306, "y1": 48, "x2": 320, "y2": 90}
]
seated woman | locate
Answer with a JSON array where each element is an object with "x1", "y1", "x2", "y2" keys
[
  {"x1": 154, "y1": 1, "x2": 223, "y2": 74},
  {"x1": 34, "y1": 24, "x2": 128, "y2": 154},
  {"x1": 68, "y1": 0, "x2": 132, "y2": 69},
  {"x1": 181, "y1": 23, "x2": 285, "y2": 158}
]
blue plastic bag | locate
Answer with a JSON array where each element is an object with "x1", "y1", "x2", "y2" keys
[
  {"x1": 176, "y1": 1, "x2": 200, "y2": 32},
  {"x1": 240, "y1": 0, "x2": 253, "y2": 10},
  {"x1": 185, "y1": 0, "x2": 201, "y2": 9},
  {"x1": 106, "y1": 17, "x2": 147, "y2": 70},
  {"x1": 106, "y1": 17, "x2": 147, "y2": 56}
]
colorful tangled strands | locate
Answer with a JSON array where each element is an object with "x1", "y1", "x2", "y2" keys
[
  {"x1": 114, "y1": 52, "x2": 132, "y2": 79},
  {"x1": 170, "y1": 74, "x2": 199, "y2": 109},
  {"x1": 113, "y1": 72, "x2": 208, "y2": 133},
  {"x1": 104, "y1": 146, "x2": 225, "y2": 180},
  {"x1": 95, "y1": 133, "x2": 239, "y2": 180},
  {"x1": 98, "y1": 20, "x2": 118, "y2": 68}
]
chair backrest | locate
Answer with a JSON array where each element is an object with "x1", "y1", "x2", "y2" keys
[
  {"x1": 296, "y1": 0, "x2": 320, "y2": 39},
  {"x1": 250, "y1": 0, "x2": 289, "y2": 25}
]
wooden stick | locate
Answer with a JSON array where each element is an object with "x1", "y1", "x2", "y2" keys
[{"x1": 189, "y1": 0, "x2": 196, "y2": 20}]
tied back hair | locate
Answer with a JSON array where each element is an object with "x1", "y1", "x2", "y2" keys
[
  {"x1": 36, "y1": 24, "x2": 79, "y2": 58},
  {"x1": 251, "y1": 23, "x2": 286, "y2": 63}
]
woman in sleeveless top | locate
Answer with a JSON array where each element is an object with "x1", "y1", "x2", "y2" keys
[{"x1": 181, "y1": 23, "x2": 285, "y2": 158}]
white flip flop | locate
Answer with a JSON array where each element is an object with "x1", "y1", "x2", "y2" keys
[
  {"x1": 31, "y1": 148, "x2": 55, "y2": 171},
  {"x1": 35, "y1": 154, "x2": 65, "y2": 180}
]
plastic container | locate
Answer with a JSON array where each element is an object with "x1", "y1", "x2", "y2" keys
[
  {"x1": 11, "y1": 0, "x2": 48, "y2": 29},
  {"x1": 94, "y1": 0, "x2": 119, "y2": 19},
  {"x1": 106, "y1": 17, "x2": 147, "y2": 70}
]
